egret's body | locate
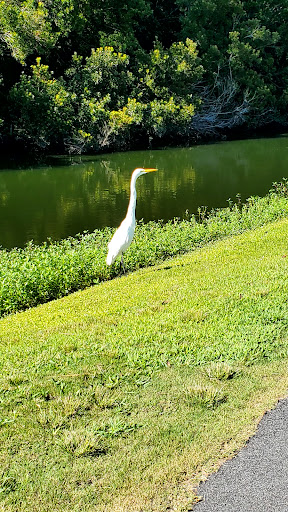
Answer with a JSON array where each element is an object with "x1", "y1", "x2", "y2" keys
[{"x1": 106, "y1": 168, "x2": 157, "y2": 269}]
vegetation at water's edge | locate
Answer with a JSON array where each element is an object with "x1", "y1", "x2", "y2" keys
[
  {"x1": 1, "y1": 1, "x2": 288, "y2": 155},
  {"x1": 1, "y1": 179, "x2": 288, "y2": 318}
]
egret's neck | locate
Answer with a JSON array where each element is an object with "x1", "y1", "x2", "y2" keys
[{"x1": 127, "y1": 173, "x2": 138, "y2": 218}]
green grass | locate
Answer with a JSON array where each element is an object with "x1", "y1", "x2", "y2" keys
[
  {"x1": 1, "y1": 218, "x2": 288, "y2": 511},
  {"x1": 1, "y1": 179, "x2": 288, "y2": 317}
]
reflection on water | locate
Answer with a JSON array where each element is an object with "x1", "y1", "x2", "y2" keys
[{"x1": 1, "y1": 136, "x2": 288, "y2": 248}]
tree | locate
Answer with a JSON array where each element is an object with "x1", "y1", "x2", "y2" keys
[
  {"x1": 0, "y1": 0, "x2": 55, "y2": 64},
  {"x1": 10, "y1": 58, "x2": 73, "y2": 149}
]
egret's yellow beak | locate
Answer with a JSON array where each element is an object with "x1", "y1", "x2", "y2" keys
[{"x1": 144, "y1": 168, "x2": 158, "y2": 173}]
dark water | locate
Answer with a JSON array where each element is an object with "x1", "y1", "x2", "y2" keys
[{"x1": 1, "y1": 136, "x2": 288, "y2": 249}]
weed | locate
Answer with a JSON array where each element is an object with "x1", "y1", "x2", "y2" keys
[
  {"x1": 185, "y1": 384, "x2": 227, "y2": 409},
  {"x1": 95, "y1": 417, "x2": 142, "y2": 438},
  {"x1": 0, "y1": 417, "x2": 14, "y2": 428},
  {"x1": 59, "y1": 429, "x2": 107, "y2": 457},
  {"x1": 0, "y1": 472, "x2": 17, "y2": 496},
  {"x1": 204, "y1": 362, "x2": 241, "y2": 381}
]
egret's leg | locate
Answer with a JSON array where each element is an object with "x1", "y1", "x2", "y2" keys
[{"x1": 121, "y1": 255, "x2": 126, "y2": 274}]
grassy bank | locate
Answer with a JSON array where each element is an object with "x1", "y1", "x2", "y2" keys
[
  {"x1": 1, "y1": 218, "x2": 288, "y2": 511},
  {"x1": 1, "y1": 180, "x2": 288, "y2": 317}
]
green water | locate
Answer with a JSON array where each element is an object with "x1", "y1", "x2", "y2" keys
[{"x1": 1, "y1": 136, "x2": 288, "y2": 249}]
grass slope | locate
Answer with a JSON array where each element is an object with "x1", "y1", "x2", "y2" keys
[{"x1": 1, "y1": 219, "x2": 288, "y2": 511}]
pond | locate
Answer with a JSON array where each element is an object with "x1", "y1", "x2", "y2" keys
[{"x1": 1, "y1": 135, "x2": 288, "y2": 249}]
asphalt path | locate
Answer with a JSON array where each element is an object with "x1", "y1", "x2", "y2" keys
[{"x1": 193, "y1": 397, "x2": 288, "y2": 512}]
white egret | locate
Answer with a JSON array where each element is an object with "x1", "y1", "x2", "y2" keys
[{"x1": 106, "y1": 167, "x2": 158, "y2": 271}]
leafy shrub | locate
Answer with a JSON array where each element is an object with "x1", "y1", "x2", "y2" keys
[{"x1": 10, "y1": 58, "x2": 73, "y2": 149}]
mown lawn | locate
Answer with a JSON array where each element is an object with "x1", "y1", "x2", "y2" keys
[{"x1": 1, "y1": 219, "x2": 288, "y2": 511}]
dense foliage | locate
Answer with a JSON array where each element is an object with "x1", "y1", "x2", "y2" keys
[
  {"x1": 1, "y1": 0, "x2": 288, "y2": 154},
  {"x1": 0, "y1": 180, "x2": 288, "y2": 317}
]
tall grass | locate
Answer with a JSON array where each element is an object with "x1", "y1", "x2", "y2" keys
[{"x1": 1, "y1": 180, "x2": 288, "y2": 317}]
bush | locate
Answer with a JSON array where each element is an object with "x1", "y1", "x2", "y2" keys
[{"x1": 10, "y1": 58, "x2": 73, "y2": 150}]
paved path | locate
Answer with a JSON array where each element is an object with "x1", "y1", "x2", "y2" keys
[{"x1": 193, "y1": 397, "x2": 288, "y2": 512}]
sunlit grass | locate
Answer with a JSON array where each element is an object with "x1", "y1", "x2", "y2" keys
[{"x1": 1, "y1": 218, "x2": 288, "y2": 511}]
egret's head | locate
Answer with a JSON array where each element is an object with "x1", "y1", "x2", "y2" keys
[{"x1": 133, "y1": 167, "x2": 158, "y2": 178}]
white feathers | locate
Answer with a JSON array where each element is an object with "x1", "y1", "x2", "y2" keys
[
  {"x1": 106, "y1": 167, "x2": 157, "y2": 268},
  {"x1": 106, "y1": 216, "x2": 135, "y2": 265}
]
